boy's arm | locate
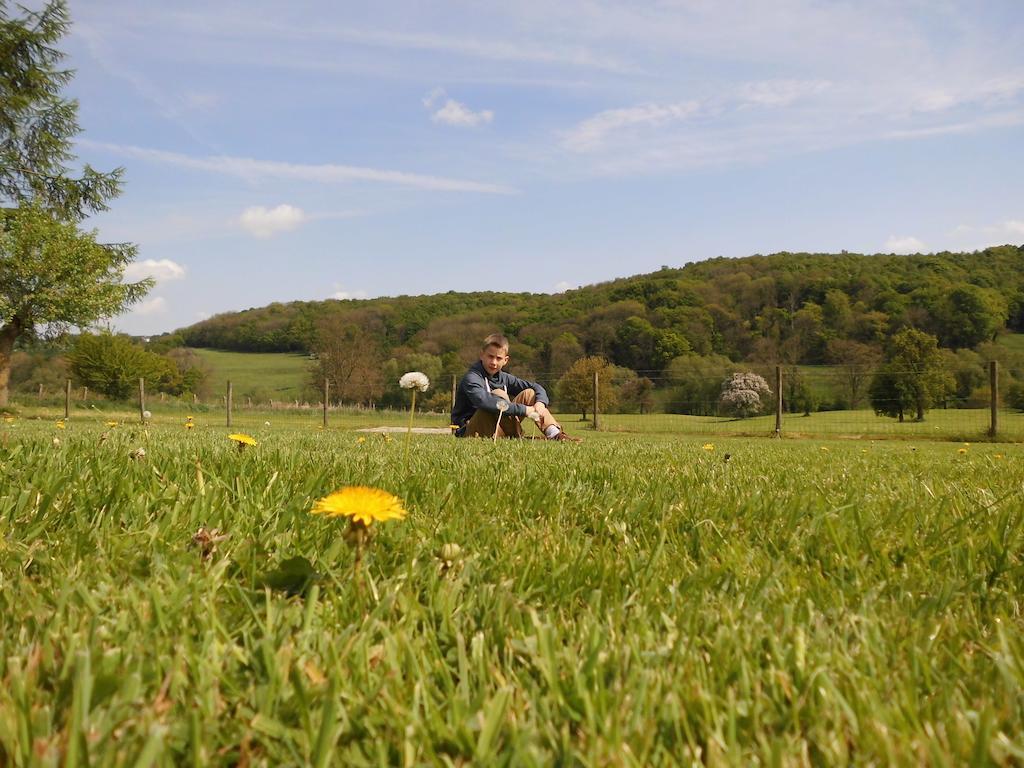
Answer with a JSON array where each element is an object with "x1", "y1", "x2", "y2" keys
[
  {"x1": 462, "y1": 371, "x2": 531, "y2": 418},
  {"x1": 502, "y1": 373, "x2": 550, "y2": 406}
]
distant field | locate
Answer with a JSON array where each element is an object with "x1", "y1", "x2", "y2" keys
[
  {"x1": 998, "y1": 331, "x2": 1024, "y2": 354},
  {"x1": 192, "y1": 348, "x2": 313, "y2": 402}
]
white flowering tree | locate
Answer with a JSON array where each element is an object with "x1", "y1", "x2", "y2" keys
[{"x1": 719, "y1": 372, "x2": 772, "y2": 418}]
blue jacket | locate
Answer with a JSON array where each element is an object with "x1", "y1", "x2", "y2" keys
[{"x1": 451, "y1": 360, "x2": 549, "y2": 436}]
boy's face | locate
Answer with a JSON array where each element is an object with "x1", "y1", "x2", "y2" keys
[{"x1": 480, "y1": 344, "x2": 510, "y2": 375}]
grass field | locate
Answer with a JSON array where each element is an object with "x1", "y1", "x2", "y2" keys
[
  {"x1": 8, "y1": 396, "x2": 1021, "y2": 444},
  {"x1": 191, "y1": 349, "x2": 314, "y2": 403},
  {"x1": 1, "y1": 415, "x2": 1023, "y2": 765}
]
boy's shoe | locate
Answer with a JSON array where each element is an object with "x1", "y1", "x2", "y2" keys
[{"x1": 552, "y1": 430, "x2": 582, "y2": 442}]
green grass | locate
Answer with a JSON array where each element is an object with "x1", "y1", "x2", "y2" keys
[
  {"x1": 997, "y1": 332, "x2": 1024, "y2": 355},
  {"x1": 1, "y1": 418, "x2": 1023, "y2": 765},
  {"x1": 192, "y1": 348, "x2": 313, "y2": 402}
]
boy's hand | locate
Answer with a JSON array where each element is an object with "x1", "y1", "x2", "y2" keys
[{"x1": 524, "y1": 406, "x2": 541, "y2": 422}]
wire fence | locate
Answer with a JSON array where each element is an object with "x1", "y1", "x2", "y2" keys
[{"x1": 12, "y1": 361, "x2": 1023, "y2": 442}]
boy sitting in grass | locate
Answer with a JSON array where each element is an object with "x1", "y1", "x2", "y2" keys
[{"x1": 451, "y1": 333, "x2": 580, "y2": 441}]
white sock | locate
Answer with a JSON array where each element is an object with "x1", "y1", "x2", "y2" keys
[{"x1": 544, "y1": 425, "x2": 561, "y2": 439}]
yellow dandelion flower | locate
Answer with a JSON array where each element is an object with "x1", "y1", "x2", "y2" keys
[
  {"x1": 310, "y1": 486, "x2": 407, "y2": 526},
  {"x1": 958, "y1": 447, "x2": 967, "y2": 455},
  {"x1": 55, "y1": 420, "x2": 66, "y2": 429},
  {"x1": 702, "y1": 443, "x2": 715, "y2": 451},
  {"x1": 106, "y1": 420, "x2": 118, "y2": 427},
  {"x1": 185, "y1": 422, "x2": 195, "y2": 430},
  {"x1": 228, "y1": 433, "x2": 257, "y2": 446},
  {"x1": 356, "y1": 436, "x2": 366, "y2": 444}
]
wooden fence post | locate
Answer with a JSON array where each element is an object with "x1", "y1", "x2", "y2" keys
[
  {"x1": 592, "y1": 370, "x2": 600, "y2": 431},
  {"x1": 774, "y1": 365, "x2": 783, "y2": 438},
  {"x1": 989, "y1": 360, "x2": 999, "y2": 438},
  {"x1": 64, "y1": 380, "x2": 71, "y2": 419},
  {"x1": 226, "y1": 381, "x2": 233, "y2": 428},
  {"x1": 451, "y1": 374, "x2": 457, "y2": 409},
  {"x1": 138, "y1": 378, "x2": 146, "y2": 422},
  {"x1": 38, "y1": 383, "x2": 43, "y2": 399},
  {"x1": 323, "y1": 379, "x2": 329, "y2": 429}
]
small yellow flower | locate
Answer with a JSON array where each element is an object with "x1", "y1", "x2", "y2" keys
[
  {"x1": 958, "y1": 448, "x2": 968, "y2": 455},
  {"x1": 106, "y1": 420, "x2": 118, "y2": 427},
  {"x1": 55, "y1": 420, "x2": 66, "y2": 429},
  {"x1": 702, "y1": 443, "x2": 715, "y2": 451},
  {"x1": 820, "y1": 446, "x2": 829, "y2": 452},
  {"x1": 311, "y1": 486, "x2": 407, "y2": 526},
  {"x1": 228, "y1": 433, "x2": 257, "y2": 447},
  {"x1": 356, "y1": 436, "x2": 366, "y2": 444},
  {"x1": 994, "y1": 453, "x2": 1004, "y2": 459}
]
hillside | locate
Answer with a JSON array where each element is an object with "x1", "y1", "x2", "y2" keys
[{"x1": 161, "y1": 246, "x2": 1024, "y2": 376}]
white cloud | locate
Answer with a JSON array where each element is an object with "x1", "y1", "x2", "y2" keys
[
  {"x1": 562, "y1": 101, "x2": 701, "y2": 152},
  {"x1": 1005, "y1": 220, "x2": 1024, "y2": 235},
  {"x1": 737, "y1": 79, "x2": 831, "y2": 108},
  {"x1": 123, "y1": 258, "x2": 187, "y2": 282},
  {"x1": 239, "y1": 204, "x2": 307, "y2": 238},
  {"x1": 330, "y1": 284, "x2": 369, "y2": 300},
  {"x1": 196, "y1": 311, "x2": 210, "y2": 321},
  {"x1": 424, "y1": 88, "x2": 494, "y2": 127},
  {"x1": 80, "y1": 140, "x2": 517, "y2": 194},
  {"x1": 884, "y1": 236, "x2": 927, "y2": 254},
  {"x1": 553, "y1": 280, "x2": 572, "y2": 292},
  {"x1": 133, "y1": 296, "x2": 167, "y2": 315}
]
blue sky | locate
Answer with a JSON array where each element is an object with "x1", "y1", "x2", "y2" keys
[{"x1": 61, "y1": 0, "x2": 1024, "y2": 335}]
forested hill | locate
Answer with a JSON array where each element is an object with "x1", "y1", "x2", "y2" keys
[{"x1": 166, "y1": 245, "x2": 1024, "y2": 372}]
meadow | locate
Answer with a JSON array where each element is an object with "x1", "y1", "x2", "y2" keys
[{"x1": 1, "y1": 413, "x2": 1023, "y2": 765}]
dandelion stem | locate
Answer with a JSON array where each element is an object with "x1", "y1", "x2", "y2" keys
[{"x1": 404, "y1": 389, "x2": 416, "y2": 470}]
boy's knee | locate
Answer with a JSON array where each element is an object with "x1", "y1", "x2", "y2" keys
[{"x1": 514, "y1": 388, "x2": 536, "y2": 405}]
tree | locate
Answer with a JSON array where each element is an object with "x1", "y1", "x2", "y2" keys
[
  {"x1": 312, "y1": 317, "x2": 384, "y2": 406},
  {"x1": 69, "y1": 332, "x2": 176, "y2": 398},
  {"x1": 663, "y1": 353, "x2": 734, "y2": 415},
  {"x1": 936, "y1": 285, "x2": 1007, "y2": 349},
  {"x1": 619, "y1": 376, "x2": 654, "y2": 414},
  {"x1": 1, "y1": 2, "x2": 146, "y2": 406},
  {"x1": 719, "y1": 372, "x2": 772, "y2": 418},
  {"x1": 826, "y1": 339, "x2": 882, "y2": 409},
  {"x1": 1, "y1": 207, "x2": 149, "y2": 404},
  {"x1": 1, "y1": 1, "x2": 122, "y2": 218},
  {"x1": 556, "y1": 356, "x2": 618, "y2": 420},
  {"x1": 869, "y1": 328, "x2": 952, "y2": 422}
]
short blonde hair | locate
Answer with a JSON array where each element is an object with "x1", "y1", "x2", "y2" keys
[{"x1": 482, "y1": 333, "x2": 510, "y2": 352}]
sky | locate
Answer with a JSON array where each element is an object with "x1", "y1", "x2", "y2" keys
[{"x1": 57, "y1": 0, "x2": 1024, "y2": 335}]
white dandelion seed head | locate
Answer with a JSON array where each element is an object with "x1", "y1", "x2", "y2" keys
[
  {"x1": 142, "y1": 410, "x2": 152, "y2": 420},
  {"x1": 399, "y1": 371, "x2": 430, "y2": 392},
  {"x1": 495, "y1": 399, "x2": 510, "y2": 412}
]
